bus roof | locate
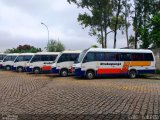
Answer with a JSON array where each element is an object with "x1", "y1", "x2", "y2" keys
[
  {"x1": 88, "y1": 48, "x2": 153, "y2": 53},
  {"x1": 35, "y1": 52, "x2": 60, "y2": 55},
  {"x1": 18, "y1": 53, "x2": 34, "y2": 56},
  {"x1": 6, "y1": 53, "x2": 19, "y2": 56},
  {"x1": 0, "y1": 53, "x2": 7, "y2": 55},
  {"x1": 62, "y1": 50, "x2": 82, "y2": 54}
]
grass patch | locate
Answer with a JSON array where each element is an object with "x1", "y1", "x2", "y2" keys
[{"x1": 156, "y1": 69, "x2": 160, "y2": 74}]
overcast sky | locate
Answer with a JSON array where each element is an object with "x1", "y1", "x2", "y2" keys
[{"x1": 0, "y1": 0, "x2": 132, "y2": 52}]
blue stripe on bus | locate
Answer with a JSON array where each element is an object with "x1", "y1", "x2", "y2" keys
[
  {"x1": 12, "y1": 66, "x2": 17, "y2": 71},
  {"x1": 51, "y1": 67, "x2": 60, "y2": 73},
  {"x1": 26, "y1": 67, "x2": 33, "y2": 72},
  {"x1": 0, "y1": 65, "x2": 4, "y2": 69},
  {"x1": 137, "y1": 69, "x2": 155, "y2": 74},
  {"x1": 74, "y1": 68, "x2": 85, "y2": 77}
]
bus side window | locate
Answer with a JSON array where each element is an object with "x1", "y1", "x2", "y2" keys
[
  {"x1": 144, "y1": 53, "x2": 154, "y2": 61},
  {"x1": 83, "y1": 52, "x2": 95, "y2": 63},
  {"x1": 70, "y1": 54, "x2": 79, "y2": 61},
  {"x1": 25, "y1": 56, "x2": 32, "y2": 61},
  {"x1": 58, "y1": 54, "x2": 69, "y2": 63},
  {"x1": 0, "y1": 55, "x2": 2, "y2": 60},
  {"x1": 11, "y1": 56, "x2": 16, "y2": 61},
  {"x1": 41, "y1": 55, "x2": 48, "y2": 61},
  {"x1": 132, "y1": 53, "x2": 144, "y2": 61},
  {"x1": 15, "y1": 56, "x2": 23, "y2": 62},
  {"x1": 105, "y1": 53, "x2": 115, "y2": 61},
  {"x1": 95, "y1": 52, "x2": 105, "y2": 61},
  {"x1": 49, "y1": 55, "x2": 57, "y2": 61},
  {"x1": 115, "y1": 53, "x2": 120, "y2": 61},
  {"x1": 31, "y1": 55, "x2": 41, "y2": 62}
]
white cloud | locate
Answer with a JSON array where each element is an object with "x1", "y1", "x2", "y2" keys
[{"x1": 0, "y1": 0, "x2": 128, "y2": 52}]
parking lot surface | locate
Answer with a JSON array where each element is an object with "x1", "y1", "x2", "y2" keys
[{"x1": 0, "y1": 71, "x2": 160, "y2": 120}]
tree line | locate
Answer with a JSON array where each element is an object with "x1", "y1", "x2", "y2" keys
[
  {"x1": 5, "y1": 40, "x2": 65, "y2": 53},
  {"x1": 67, "y1": 0, "x2": 160, "y2": 49}
]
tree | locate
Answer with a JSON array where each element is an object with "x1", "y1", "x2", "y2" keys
[
  {"x1": 122, "y1": 0, "x2": 131, "y2": 48},
  {"x1": 5, "y1": 45, "x2": 42, "y2": 53},
  {"x1": 150, "y1": 12, "x2": 160, "y2": 48},
  {"x1": 128, "y1": 35, "x2": 135, "y2": 48},
  {"x1": 132, "y1": 0, "x2": 159, "y2": 49},
  {"x1": 91, "y1": 45, "x2": 98, "y2": 48},
  {"x1": 112, "y1": 0, "x2": 123, "y2": 48},
  {"x1": 68, "y1": 0, "x2": 114, "y2": 48},
  {"x1": 46, "y1": 40, "x2": 65, "y2": 52}
]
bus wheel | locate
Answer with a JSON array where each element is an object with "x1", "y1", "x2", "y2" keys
[
  {"x1": 6, "y1": 66, "x2": 11, "y2": 71},
  {"x1": 129, "y1": 70, "x2": 137, "y2": 79},
  {"x1": 17, "y1": 67, "x2": 23, "y2": 72},
  {"x1": 60, "y1": 69, "x2": 68, "y2": 77},
  {"x1": 33, "y1": 68, "x2": 40, "y2": 74},
  {"x1": 86, "y1": 71, "x2": 95, "y2": 79}
]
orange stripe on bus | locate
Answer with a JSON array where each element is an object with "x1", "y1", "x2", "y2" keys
[{"x1": 130, "y1": 61, "x2": 151, "y2": 66}]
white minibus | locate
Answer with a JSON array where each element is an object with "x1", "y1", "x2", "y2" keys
[
  {"x1": 72, "y1": 48, "x2": 156, "y2": 79},
  {"x1": 12, "y1": 53, "x2": 34, "y2": 72},
  {"x1": 26, "y1": 52, "x2": 60, "y2": 74},
  {"x1": 2, "y1": 53, "x2": 19, "y2": 70},
  {"x1": 0, "y1": 53, "x2": 7, "y2": 69},
  {"x1": 51, "y1": 51, "x2": 81, "y2": 77}
]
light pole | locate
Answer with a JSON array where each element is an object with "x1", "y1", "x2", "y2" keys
[{"x1": 41, "y1": 22, "x2": 49, "y2": 45}]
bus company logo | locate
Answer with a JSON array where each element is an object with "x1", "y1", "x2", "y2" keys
[{"x1": 100, "y1": 63, "x2": 121, "y2": 66}]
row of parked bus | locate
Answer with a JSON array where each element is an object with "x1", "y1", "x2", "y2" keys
[{"x1": 0, "y1": 48, "x2": 156, "y2": 79}]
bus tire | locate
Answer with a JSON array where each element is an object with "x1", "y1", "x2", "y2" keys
[
  {"x1": 17, "y1": 67, "x2": 23, "y2": 72},
  {"x1": 60, "y1": 69, "x2": 68, "y2": 77},
  {"x1": 6, "y1": 66, "x2": 11, "y2": 71},
  {"x1": 33, "y1": 67, "x2": 41, "y2": 74},
  {"x1": 86, "y1": 70, "x2": 95, "y2": 79},
  {"x1": 129, "y1": 70, "x2": 137, "y2": 79}
]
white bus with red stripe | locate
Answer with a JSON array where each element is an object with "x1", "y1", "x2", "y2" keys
[
  {"x1": 12, "y1": 53, "x2": 34, "y2": 72},
  {"x1": 72, "y1": 48, "x2": 156, "y2": 79},
  {"x1": 51, "y1": 51, "x2": 81, "y2": 77},
  {"x1": 26, "y1": 52, "x2": 60, "y2": 74}
]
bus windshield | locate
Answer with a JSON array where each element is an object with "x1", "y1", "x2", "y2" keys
[
  {"x1": 15, "y1": 55, "x2": 33, "y2": 62},
  {"x1": 3, "y1": 56, "x2": 17, "y2": 62},
  {"x1": 75, "y1": 50, "x2": 87, "y2": 63},
  {"x1": 0, "y1": 55, "x2": 6, "y2": 61},
  {"x1": 55, "y1": 53, "x2": 62, "y2": 63},
  {"x1": 30, "y1": 55, "x2": 58, "y2": 63}
]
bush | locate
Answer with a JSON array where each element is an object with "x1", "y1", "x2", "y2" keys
[
  {"x1": 156, "y1": 69, "x2": 160, "y2": 74},
  {"x1": 46, "y1": 40, "x2": 65, "y2": 52},
  {"x1": 5, "y1": 45, "x2": 42, "y2": 53}
]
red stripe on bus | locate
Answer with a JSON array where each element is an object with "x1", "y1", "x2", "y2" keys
[
  {"x1": 42, "y1": 66, "x2": 52, "y2": 71},
  {"x1": 97, "y1": 68, "x2": 122, "y2": 74}
]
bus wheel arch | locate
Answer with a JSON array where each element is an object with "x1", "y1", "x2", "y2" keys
[
  {"x1": 60, "y1": 68, "x2": 68, "y2": 77},
  {"x1": 33, "y1": 67, "x2": 41, "y2": 74},
  {"x1": 85, "y1": 69, "x2": 96, "y2": 79},
  {"x1": 17, "y1": 66, "x2": 23, "y2": 72},
  {"x1": 129, "y1": 69, "x2": 137, "y2": 79}
]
